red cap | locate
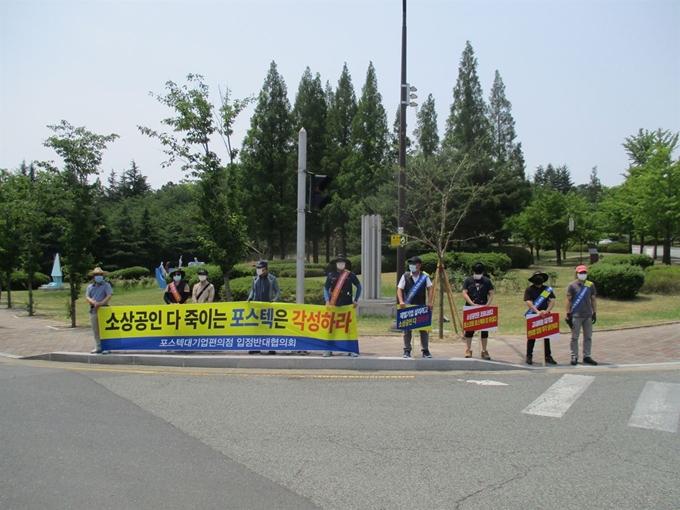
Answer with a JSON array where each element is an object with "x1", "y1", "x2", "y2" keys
[{"x1": 575, "y1": 265, "x2": 588, "y2": 273}]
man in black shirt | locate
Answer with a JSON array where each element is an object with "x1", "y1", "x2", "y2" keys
[
  {"x1": 462, "y1": 262, "x2": 494, "y2": 360},
  {"x1": 523, "y1": 270, "x2": 557, "y2": 365}
]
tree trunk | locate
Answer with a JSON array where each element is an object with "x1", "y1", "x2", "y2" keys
[
  {"x1": 69, "y1": 276, "x2": 76, "y2": 328},
  {"x1": 223, "y1": 270, "x2": 232, "y2": 301},
  {"x1": 555, "y1": 245, "x2": 562, "y2": 266},
  {"x1": 639, "y1": 234, "x2": 645, "y2": 254},
  {"x1": 627, "y1": 230, "x2": 633, "y2": 254},
  {"x1": 528, "y1": 242, "x2": 534, "y2": 265},
  {"x1": 663, "y1": 226, "x2": 672, "y2": 265},
  {"x1": 28, "y1": 276, "x2": 34, "y2": 316}
]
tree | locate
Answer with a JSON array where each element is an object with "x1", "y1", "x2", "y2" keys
[
  {"x1": 139, "y1": 74, "x2": 250, "y2": 300},
  {"x1": 119, "y1": 160, "x2": 151, "y2": 199},
  {"x1": 532, "y1": 164, "x2": 574, "y2": 194},
  {"x1": 0, "y1": 169, "x2": 24, "y2": 307},
  {"x1": 414, "y1": 93, "x2": 439, "y2": 159},
  {"x1": 43, "y1": 120, "x2": 119, "y2": 326},
  {"x1": 623, "y1": 128, "x2": 678, "y2": 167},
  {"x1": 575, "y1": 166, "x2": 603, "y2": 204},
  {"x1": 239, "y1": 62, "x2": 295, "y2": 259},
  {"x1": 336, "y1": 62, "x2": 390, "y2": 254}
]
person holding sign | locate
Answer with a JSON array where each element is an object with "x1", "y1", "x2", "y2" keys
[
  {"x1": 566, "y1": 265, "x2": 598, "y2": 366},
  {"x1": 164, "y1": 268, "x2": 190, "y2": 304},
  {"x1": 397, "y1": 256, "x2": 434, "y2": 358},
  {"x1": 192, "y1": 268, "x2": 215, "y2": 304},
  {"x1": 247, "y1": 260, "x2": 280, "y2": 355},
  {"x1": 524, "y1": 271, "x2": 557, "y2": 365},
  {"x1": 462, "y1": 262, "x2": 494, "y2": 360},
  {"x1": 323, "y1": 255, "x2": 361, "y2": 357},
  {"x1": 85, "y1": 267, "x2": 113, "y2": 354}
]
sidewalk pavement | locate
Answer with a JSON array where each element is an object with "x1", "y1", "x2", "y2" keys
[{"x1": 1, "y1": 308, "x2": 679, "y2": 370}]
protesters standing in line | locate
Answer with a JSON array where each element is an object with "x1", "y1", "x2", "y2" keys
[
  {"x1": 247, "y1": 260, "x2": 280, "y2": 355},
  {"x1": 462, "y1": 262, "x2": 494, "y2": 360},
  {"x1": 566, "y1": 265, "x2": 598, "y2": 366},
  {"x1": 164, "y1": 268, "x2": 191, "y2": 304},
  {"x1": 191, "y1": 268, "x2": 215, "y2": 304},
  {"x1": 323, "y1": 254, "x2": 361, "y2": 357},
  {"x1": 524, "y1": 270, "x2": 557, "y2": 365},
  {"x1": 85, "y1": 267, "x2": 113, "y2": 354},
  {"x1": 397, "y1": 256, "x2": 435, "y2": 358}
]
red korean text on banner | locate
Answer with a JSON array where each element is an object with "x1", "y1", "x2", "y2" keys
[
  {"x1": 462, "y1": 306, "x2": 499, "y2": 332},
  {"x1": 526, "y1": 313, "x2": 561, "y2": 340}
]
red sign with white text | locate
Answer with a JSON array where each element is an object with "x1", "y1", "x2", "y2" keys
[
  {"x1": 462, "y1": 306, "x2": 499, "y2": 332},
  {"x1": 526, "y1": 313, "x2": 561, "y2": 340}
]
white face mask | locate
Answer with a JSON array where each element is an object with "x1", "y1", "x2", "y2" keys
[
  {"x1": 336, "y1": 262, "x2": 346, "y2": 271},
  {"x1": 173, "y1": 275, "x2": 182, "y2": 281},
  {"x1": 198, "y1": 275, "x2": 207, "y2": 282},
  {"x1": 256, "y1": 268, "x2": 264, "y2": 276},
  {"x1": 409, "y1": 264, "x2": 417, "y2": 273},
  {"x1": 577, "y1": 273, "x2": 588, "y2": 281},
  {"x1": 473, "y1": 274, "x2": 483, "y2": 280}
]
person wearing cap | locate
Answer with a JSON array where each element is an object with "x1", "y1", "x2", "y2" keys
[
  {"x1": 566, "y1": 265, "x2": 598, "y2": 366},
  {"x1": 462, "y1": 262, "x2": 494, "y2": 359},
  {"x1": 247, "y1": 260, "x2": 280, "y2": 355},
  {"x1": 524, "y1": 270, "x2": 557, "y2": 365},
  {"x1": 85, "y1": 267, "x2": 113, "y2": 354},
  {"x1": 323, "y1": 255, "x2": 361, "y2": 357},
  {"x1": 397, "y1": 256, "x2": 435, "y2": 358},
  {"x1": 191, "y1": 268, "x2": 215, "y2": 304},
  {"x1": 164, "y1": 268, "x2": 190, "y2": 304}
]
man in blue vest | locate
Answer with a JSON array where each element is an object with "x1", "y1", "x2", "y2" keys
[
  {"x1": 524, "y1": 270, "x2": 557, "y2": 365},
  {"x1": 247, "y1": 260, "x2": 280, "y2": 355},
  {"x1": 323, "y1": 254, "x2": 361, "y2": 357},
  {"x1": 397, "y1": 256, "x2": 435, "y2": 358},
  {"x1": 566, "y1": 265, "x2": 598, "y2": 366}
]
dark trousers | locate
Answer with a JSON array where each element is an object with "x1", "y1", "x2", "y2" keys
[
  {"x1": 526, "y1": 339, "x2": 552, "y2": 356},
  {"x1": 464, "y1": 330, "x2": 488, "y2": 339}
]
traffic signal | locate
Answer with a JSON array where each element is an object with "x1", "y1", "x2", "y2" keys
[{"x1": 309, "y1": 173, "x2": 332, "y2": 212}]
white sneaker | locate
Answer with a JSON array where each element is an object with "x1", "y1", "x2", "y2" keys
[
  {"x1": 348, "y1": 352, "x2": 359, "y2": 357},
  {"x1": 91, "y1": 348, "x2": 102, "y2": 354},
  {"x1": 323, "y1": 351, "x2": 332, "y2": 357}
]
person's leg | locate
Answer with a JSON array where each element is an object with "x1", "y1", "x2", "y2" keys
[
  {"x1": 402, "y1": 330, "x2": 413, "y2": 357},
  {"x1": 464, "y1": 331, "x2": 473, "y2": 356},
  {"x1": 570, "y1": 316, "x2": 584, "y2": 363},
  {"x1": 420, "y1": 330, "x2": 429, "y2": 351},
  {"x1": 526, "y1": 339, "x2": 535, "y2": 364},
  {"x1": 90, "y1": 311, "x2": 101, "y2": 353},
  {"x1": 480, "y1": 331, "x2": 489, "y2": 352},
  {"x1": 544, "y1": 338, "x2": 552, "y2": 357},
  {"x1": 582, "y1": 317, "x2": 593, "y2": 359}
]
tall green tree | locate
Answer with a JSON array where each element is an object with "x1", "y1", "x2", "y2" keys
[
  {"x1": 139, "y1": 74, "x2": 249, "y2": 299},
  {"x1": 533, "y1": 164, "x2": 574, "y2": 194},
  {"x1": 240, "y1": 61, "x2": 295, "y2": 259},
  {"x1": 43, "y1": 120, "x2": 119, "y2": 326},
  {"x1": 336, "y1": 62, "x2": 390, "y2": 253},
  {"x1": 414, "y1": 93, "x2": 439, "y2": 159},
  {"x1": 0, "y1": 169, "x2": 24, "y2": 307}
]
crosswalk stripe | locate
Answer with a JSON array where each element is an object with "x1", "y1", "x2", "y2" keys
[
  {"x1": 522, "y1": 374, "x2": 595, "y2": 418},
  {"x1": 628, "y1": 381, "x2": 680, "y2": 433}
]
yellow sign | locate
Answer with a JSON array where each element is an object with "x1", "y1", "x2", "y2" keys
[{"x1": 391, "y1": 234, "x2": 408, "y2": 246}]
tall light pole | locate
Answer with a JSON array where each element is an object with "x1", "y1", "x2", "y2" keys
[{"x1": 396, "y1": 0, "x2": 407, "y2": 286}]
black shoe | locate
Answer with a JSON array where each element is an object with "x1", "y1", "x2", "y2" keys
[
  {"x1": 402, "y1": 350, "x2": 411, "y2": 359},
  {"x1": 422, "y1": 350, "x2": 432, "y2": 359},
  {"x1": 583, "y1": 357, "x2": 598, "y2": 365},
  {"x1": 545, "y1": 356, "x2": 557, "y2": 365},
  {"x1": 248, "y1": 351, "x2": 260, "y2": 355},
  {"x1": 525, "y1": 354, "x2": 533, "y2": 365},
  {"x1": 267, "y1": 351, "x2": 276, "y2": 355},
  {"x1": 570, "y1": 356, "x2": 578, "y2": 366}
]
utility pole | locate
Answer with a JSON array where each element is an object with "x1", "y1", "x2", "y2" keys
[
  {"x1": 397, "y1": 0, "x2": 407, "y2": 286},
  {"x1": 296, "y1": 128, "x2": 306, "y2": 304}
]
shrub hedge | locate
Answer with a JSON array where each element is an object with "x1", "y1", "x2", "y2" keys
[
  {"x1": 409, "y1": 252, "x2": 511, "y2": 277},
  {"x1": 226, "y1": 276, "x2": 325, "y2": 304},
  {"x1": 606, "y1": 254, "x2": 655, "y2": 269},
  {"x1": 7, "y1": 271, "x2": 51, "y2": 290},
  {"x1": 641, "y1": 265, "x2": 680, "y2": 294},
  {"x1": 597, "y1": 242, "x2": 630, "y2": 254},
  {"x1": 107, "y1": 266, "x2": 151, "y2": 280},
  {"x1": 588, "y1": 262, "x2": 645, "y2": 299},
  {"x1": 489, "y1": 246, "x2": 532, "y2": 269}
]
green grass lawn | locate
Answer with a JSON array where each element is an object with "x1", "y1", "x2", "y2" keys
[{"x1": 5, "y1": 252, "x2": 679, "y2": 339}]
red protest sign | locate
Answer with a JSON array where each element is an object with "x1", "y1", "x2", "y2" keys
[
  {"x1": 462, "y1": 306, "x2": 499, "y2": 332},
  {"x1": 526, "y1": 313, "x2": 561, "y2": 340}
]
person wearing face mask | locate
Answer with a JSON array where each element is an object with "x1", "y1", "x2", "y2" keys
[
  {"x1": 191, "y1": 268, "x2": 215, "y2": 304},
  {"x1": 164, "y1": 268, "x2": 191, "y2": 304},
  {"x1": 323, "y1": 254, "x2": 361, "y2": 357},
  {"x1": 247, "y1": 260, "x2": 280, "y2": 355},
  {"x1": 565, "y1": 265, "x2": 598, "y2": 366},
  {"x1": 85, "y1": 267, "x2": 113, "y2": 354},
  {"x1": 397, "y1": 256, "x2": 435, "y2": 358},
  {"x1": 523, "y1": 270, "x2": 556, "y2": 365},
  {"x1": 462, "y1": 262, "x2": 494, "y2": 359}
]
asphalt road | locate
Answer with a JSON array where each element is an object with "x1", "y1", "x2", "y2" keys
[{"x1": 1, "y1": 360, "x2": 679, "y2": 510}]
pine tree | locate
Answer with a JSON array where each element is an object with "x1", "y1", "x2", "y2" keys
[
  {"x1": 240, "y1": 61, "x2": 294, "y2": 259},
  {"x1": 414, "y1": 93, "x2": 439, "y2": 159}
]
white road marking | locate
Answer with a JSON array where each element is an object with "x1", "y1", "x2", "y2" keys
[
  {"x1": 522, "y1": 374, "x2": 595, "y2": 418},
  {"x1": 465, "y1": 380, "x2": 508, "y2": 386},
  {"x1": 628, "y1": 381, "x2": 680, "y2": 433}
]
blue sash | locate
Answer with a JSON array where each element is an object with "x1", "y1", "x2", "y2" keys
[
  {"x1": 570, "y1": 281, "x2": 593, "y2": 314},
  {"x1": 525, "y1": 286, "x2": 554, "y2": 316},
  {"x1": 405, "y1": 272, "x2": 428, "y2": 304}
]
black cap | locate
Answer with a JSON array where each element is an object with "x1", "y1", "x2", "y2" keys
[
  {"x1": 197, "y1": 268, "x2": 208, "y2": 276},
  {"x1": 408, "y1": 256, "x2": 422, "y2": 264},
  {"x1": 528, "y1": 270, "x2": 548, "y2": 282},
  {"x1": 256, "y1": 260, "x2": 268, "y2": 268},
  {"x1": 472, "y1": 262, "x2": 485, "y2": 274}
]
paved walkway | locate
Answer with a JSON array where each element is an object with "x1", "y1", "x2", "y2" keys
[{"x1": 2, "y1": 308, "x2": 679, "y2": 368}]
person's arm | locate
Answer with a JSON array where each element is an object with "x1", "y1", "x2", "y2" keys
[
  {"x1": 486, "y1": 290, "x2": 494, "y2": 306},
  {"x1": 351, "y1": 274, "x2": 362, "y2": 307},
  {"x1": 591, "y1": 295, "x2": 597, "y2": 323},
  {"x1": 427, "y1": 281, "x2": 435, "y2": 310},
  {"x1": 179, "y1": 283, "x2": 191, "y2": 304},
  {"x1": 397, "y1": 275, "x2": 406, "y2": 308},
  {"x1": 324, "y1": 275, "x2": 331, "y2": 304},
  {"x1": 462, "y1": 289, "x2": 474, "y2": 306},
  {"x1": 546, "y1": 297, "x2": 555, "y2": 314},
  {"x1": 164, "y1": 290, "x2": 173, "y2": 304},
  {"x1": 247, "y1": 279, "x2": 255, "y2": 302},
  {"x1": 191, "y1": 284, "x2": 198, "y2": 304},
  {"x1": 272, "y1": 277, "x2": 281, "y2": 302},
  {"x1": 565, "y1": 287, "x2": 574, "y2": 328},
  {"x1": 207, "y1": 284, "x2": 215, "y2": 303}
]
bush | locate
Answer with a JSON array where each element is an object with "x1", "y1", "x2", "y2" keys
[
  {"x1": 225, "y1": 276, "x2": 325, "y2": 304},
  {"x1": 8, "y1": 271, "x2": 51, "y2": 290},
  {"x1": 641, "y1": 265, "x2": 680, "y2": 294},
  {"x1": 451, "y1": 252, "x2": 512, "y2": 276},
  {"x1": 607, "y1": 254, "x2": 655, "y2": 269},
  {"x1": 598, "y1": 241, "x2": 629, "y2": 254},
  {"x1": 588, "y1": 263, "x2": 645, "y2": 299},
  {"x1": 489, "y1": 246, "x2": 532, "y2": 269},
  {"x1": 107, "y1": 266, "x2": 150, "y2": 280}
]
